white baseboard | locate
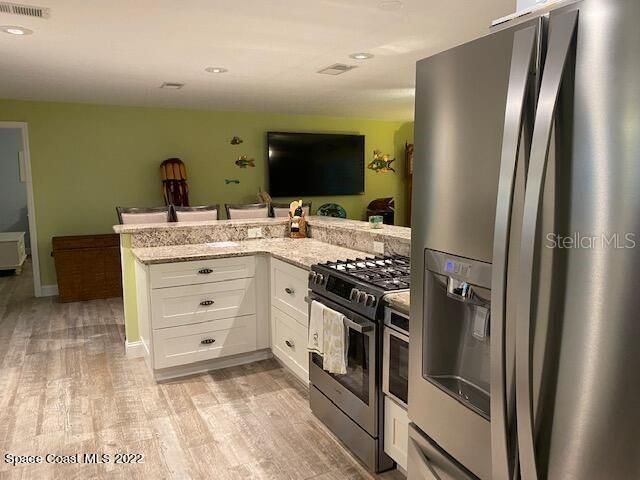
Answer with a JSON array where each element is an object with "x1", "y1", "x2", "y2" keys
[
  {"x1": 153, "y1": 349, "x2": 273, "y2": 382},
  {"x1": 125, "y1": 340, "x2": 146, "y2": 359},
  {"x1": 40, "y1": 284, "x2": 59, "y2": 297}
]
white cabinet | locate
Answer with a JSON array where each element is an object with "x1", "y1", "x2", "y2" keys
[
  {"x1": 271, "y1": 306, "x2": 309, "y2": 381},
  {"x1": 270, "y1": 258, "x2": 310, "y2": 383},
  {"x1": 271, "y1": 258, "x2": 309, "y2": 322},
  {"x1": 0, "y1": 232, "x2": 27, "y2": 272},
  {"x1": 385, "y1": 396, "x2": 409, "y2": 471},
  {"x1": 136, "y1": 255, "x2": 266, "y2": 378},
  {"x1": 153, "y1": 315, "x2": 257, "y2": 369}
]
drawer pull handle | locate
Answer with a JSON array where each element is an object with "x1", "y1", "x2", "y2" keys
[
  {"x1": 199, "y1": 300, "x2": 215, "y2": 306},
  {"x1": 201, "y1": 338, "x2": 216, "y2": 345},
  {"x1": 198, "y1": 268, "x2": 213, "y2": 274},
  {"x1": 285, "y1": 287, "x2": 295, "y2": 295},
  {"x1": 285, "y1": 340, "x2": 295, "y2": 348}
]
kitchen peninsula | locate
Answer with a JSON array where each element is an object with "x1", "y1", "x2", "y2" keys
[{"x1": 114, "y1": 216, "x2": 411, "y2": 382}]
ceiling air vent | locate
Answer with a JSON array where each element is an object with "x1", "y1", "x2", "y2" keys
[
  {"x1": 0, "y1": 2, "x2": 50, "y2": 18},
  {"x1": 160, "y1": 82, "x2": 185, "y2": 90},
  {"x1": 317, "y1": 63, "x2": 357, "y2": 76}
]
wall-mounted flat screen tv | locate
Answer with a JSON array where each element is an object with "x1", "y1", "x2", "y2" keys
[{"x1": 267, "y1": 132, "x2": 365, "y2": 197}]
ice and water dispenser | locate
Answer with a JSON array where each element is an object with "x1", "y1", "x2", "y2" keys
[{"x1": 423, "y1": 249, "x2": 492, "y2": 419}]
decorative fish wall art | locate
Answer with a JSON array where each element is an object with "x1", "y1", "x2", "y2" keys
[
  {"x1": 368, "y1": 150, "x2": 396, "y2": 173},
  {"x1": 230, "y1": 136, "x2": 244, "y2": 145},
  {"x1": 235, "y1": 155, "x2": 255, "y2": 168},
  {"x1": 225, "y1": 179, "x2": 240, "y2": 184}
]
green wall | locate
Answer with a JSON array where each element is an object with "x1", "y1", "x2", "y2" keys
[{"x1": 0, "y1": 99, "x2": 414, "y2": 286}]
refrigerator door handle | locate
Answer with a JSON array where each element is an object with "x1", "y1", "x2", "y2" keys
[
  {"x1": 516, "y1": 10, "x2": 579, "y2": 480},
  {"x1": 490, "y1": 24, "x2": 538, "y2": 480},
  {"x1": 408, "y1": 437, "x2": 442, "y2": 480}
]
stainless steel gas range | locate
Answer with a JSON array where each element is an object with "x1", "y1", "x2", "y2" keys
[{"x1": 307, "y1": 255, "x2": 410, "y2": 473}]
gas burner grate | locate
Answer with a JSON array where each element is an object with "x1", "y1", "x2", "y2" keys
[{"x1": 322, "y1": 255, "x2": 411, "y2": 291}]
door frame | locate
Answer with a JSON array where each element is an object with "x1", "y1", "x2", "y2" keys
[{"x1": 0, "y1": 121, "x2": 42, "y2": 297}]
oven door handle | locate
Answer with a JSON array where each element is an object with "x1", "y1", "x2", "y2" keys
[
  {"x1": 344, "y1": 317, "x2": 374, "y2": 333},
  {"x1": 305, "y1": 296, "x2": 374, "y2": 333}
]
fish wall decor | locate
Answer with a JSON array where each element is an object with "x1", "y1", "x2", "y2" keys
[
  {"x1": 368, "y1": 150, "x2": 396, "y2": 173},
  {"x1": 235, "y1": 155, "x2": 255, "y2": 168},
  {"x1": 225, "y1": 179, "x2": 240, "y2": 185},
  {"x1": 230, "y1": 136, "x2": 244, "y2": 145}
]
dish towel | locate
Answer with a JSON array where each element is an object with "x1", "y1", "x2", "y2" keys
[
  {"x1": 322, "y1": 306, "x2": 348, "y2": 375},
  {"x1": 308, "y1": 300, "x2": 326, "y2": 355}
]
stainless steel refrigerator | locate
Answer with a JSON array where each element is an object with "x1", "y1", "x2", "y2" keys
[{"x1": 408, "y1": 0, "x2": 640, "y2": 479}]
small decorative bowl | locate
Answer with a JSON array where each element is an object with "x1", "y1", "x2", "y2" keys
[{"x1": 369, "y1": 215, "x2": 384, "y2": 229}]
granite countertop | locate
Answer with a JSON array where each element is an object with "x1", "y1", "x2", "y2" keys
[
  {"x1": 114, "y1": 215, "x2": 411, "y2": 238},
  {"x1": 306, "y1": 216, "x2": 411, "y2": 241},
  {"x1": 132, "y1": 237, "x2": 373, "y2": 270},
  {"x1": 114, "y1": 217, "x2": 289, "y2": 235},
  {"x1": 384, "y1": 291, "x2": 410, "y2": 315}
]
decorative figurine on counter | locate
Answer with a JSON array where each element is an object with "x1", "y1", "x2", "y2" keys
[
  {"x1": 367, "y1": 150, "x2": 396, "y2": 173},
  {"x1": 235, "y1": 155, "x2": 255, "y2": 168},
  {"x1": 288, "y1": 200, "x2": 308, "y2": 239},
  {"x1": 230, "y1": 136, "x2": 244, "y2": 145}
]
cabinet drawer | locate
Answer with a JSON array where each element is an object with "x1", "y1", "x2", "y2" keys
[
  {"x1": 151, "y1": 278, "x2": 256, "y2": 329},
  {"x1": 271, "y1": 306, "x2": 308, "y2": 382},
  {"x1": 384, "y1": 396, "x2": 409, "y2": 471},
  {"x1": 153, "y1": 315, "x2": 257, "y2": 369},
  {"x1": 271, "y1": 259, "x2": 308, "y2": 324},
  {"x1": 149, "y1": 256, "x2": 255, "y2": 289}
]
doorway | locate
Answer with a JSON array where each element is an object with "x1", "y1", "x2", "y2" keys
[{"x1": 0, "y1": 122, "x2": 41, "y2": 297}]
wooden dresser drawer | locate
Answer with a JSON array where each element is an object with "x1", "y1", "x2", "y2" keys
[
  {"x1": 149, "y1": 256, "x2": 255, "y2": 289},
  {"x1": 153, "y1": 315, "x2": 257, "y2": 369},
  {"x1": 271, "y1": 259, "x2": 308, "y2": 324},
  {"x1": 271, "y1": 306, "x2": 308, "y2": 382},
  {"x1": 151, "y1": 278, "x2": 256, "y2": 329}
]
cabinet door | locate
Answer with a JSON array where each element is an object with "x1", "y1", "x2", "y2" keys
[
  {"x1": 270, "y1": 259, "x2": 309, "y2": 324},
  {"x1": 271, "y1": 306, "x2": 309, "y2": 383},
  {"x1": 151, "y1": 278, "x2": 256, "y2": 329},
  {"x1": 153, "y1": 315, "x2": 257, "y2": 369},
  {"x1": 384, "y1": 396, "x2": 409, "y2": 470},
  {"x1": 150, "y1": 256, "x2": 255, "y2": 288}
]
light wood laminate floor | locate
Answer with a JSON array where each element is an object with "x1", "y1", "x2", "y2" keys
[{"x1": 0, "y1": 261, "x2": 404, "y2": 480}]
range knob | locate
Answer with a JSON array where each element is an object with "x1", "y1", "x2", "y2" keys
[
  {"x1": 357, "y1": 291, "x2": 368, "y2": 304},
  {"x1": 315, "y1": 273, "x2": 324, "y2": 284},
  {"x1": 308, "y1": 271, "x2": 317, "y2": 284},
  {"x1": 365, "y1": 294, "x2": 376, "y2": 307},
  {"x1": 349, "y1": 288, "x2": 360, "y2": 302}
]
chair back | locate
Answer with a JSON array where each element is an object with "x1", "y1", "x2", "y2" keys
[
  {"x1": 116, "y1": 206, "x2": 171, "y2": 225},
  {"x1": 271, "y1": 202, "x2": 311, "y2": 218},
  {"x1": 225, "y1": 203, "x2": 269, "y2": 220},
  {"x1": 173, "y1": 205, "x2": 220, "y2": 222}
]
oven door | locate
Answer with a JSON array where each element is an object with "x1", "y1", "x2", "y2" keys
[
  {"x1": 308, "y1": 292, "x2": 378, "y2": 436},
  {"x1": 383, "y1": 325, "x2": 409, "y2": 408}
]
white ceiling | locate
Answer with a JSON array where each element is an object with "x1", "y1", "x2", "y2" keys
[{"x1": 0, "y1": 0, "x2": 515, "y2": 121}]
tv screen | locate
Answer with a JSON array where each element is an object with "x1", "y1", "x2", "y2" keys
[{"x1": 267, "y1": 132, "x2": 365, "y2": 197}]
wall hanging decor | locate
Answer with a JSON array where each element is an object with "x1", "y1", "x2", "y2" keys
[
  {"x1": 160, "y1": 158, "x2": 189, "y2": 206},
  {"x1": 235, "y1": 155, "x2": 255, "y2": 168},
  {"x1": 367, "y1": 150, "x2": 396, "y2": 173},
  {"x1": 230, "y1": 136, "x2": 244, "y2": 145},
  {"x1": 225, "y1": 179, "x2": 240, "y2": 185}
]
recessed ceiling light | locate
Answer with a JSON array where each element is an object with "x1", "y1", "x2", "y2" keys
[
  {"x1": 160, "y1": 82, "x2": 185, "y2": 90},
  {"x1": 1, "y1": 25, "x2": 33, "y2": 35},
  {"x1": 378, "y1": 0, "x2": 403, "y2": 11},
  {"x1": 349, "y1": 53, "x2": 374, "y2": 60},
  {"x1": 205, "y1": 67, "x2": 228, "y2": 74}
]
